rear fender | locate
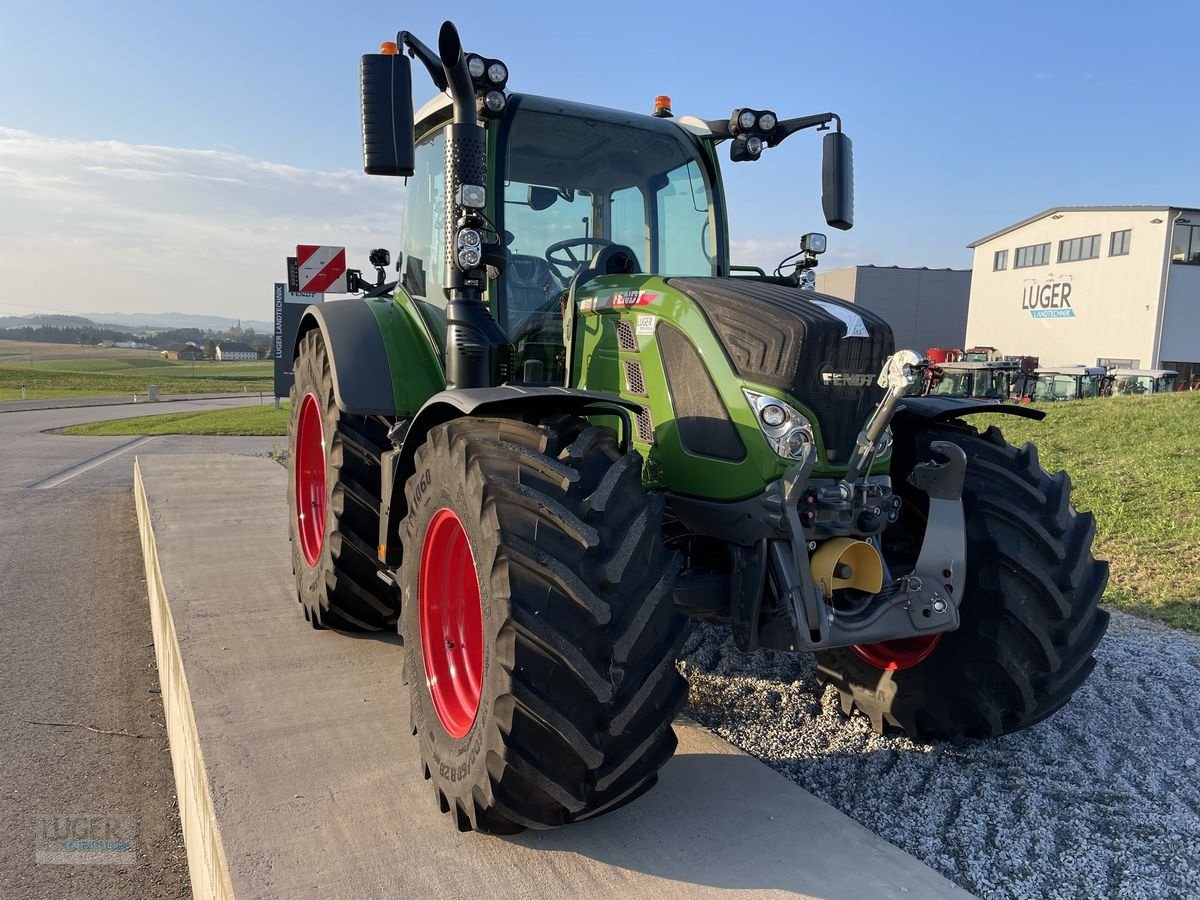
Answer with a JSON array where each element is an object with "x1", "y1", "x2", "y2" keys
[{"x1": 293, "y1": 295, "x2": 444, "y2": 416}]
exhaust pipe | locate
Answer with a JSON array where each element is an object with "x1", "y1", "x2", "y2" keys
[{"x1": 436, "y1": 21, "x2": 510, "y2": 389}]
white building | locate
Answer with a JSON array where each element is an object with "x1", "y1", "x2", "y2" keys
[
  {"x1": 965, "y1": 206, "x2": 1200, "y2": 385},
  {"x1": 814, "y1": 265, "x2": 971, "y2": 353},
  {"x1": 215, "y1": 341, "x2": 258, "y2": 361}
]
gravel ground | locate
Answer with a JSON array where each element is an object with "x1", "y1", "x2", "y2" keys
[{"x1": 681, "y1": 610, "x2": 1200, "y2": 900}]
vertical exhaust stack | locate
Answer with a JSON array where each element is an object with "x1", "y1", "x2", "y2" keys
[{"x1": 437, "y1": 21, "x2": 510, "y2": 390}]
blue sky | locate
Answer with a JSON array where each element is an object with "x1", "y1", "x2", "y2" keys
[{"x1": 1, "y1": 0, "x2": 1197, "y2": 318}]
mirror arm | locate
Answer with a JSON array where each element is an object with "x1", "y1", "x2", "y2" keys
[
  {"x1": 397, "y1": 30, "x2": 448, "y2": 92},
  {"x1": 766, "y1": 112, "x2": 839, "y2": 148}
]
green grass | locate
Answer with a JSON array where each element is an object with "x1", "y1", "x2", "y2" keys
[
  {"x1": 61, "y1": 403, "x2": 290, "y2": 437},
  {"x1": 968, "y1": 392, "x2": 1200, "y2": 632},
  {"x1": 0, "y1": 352, "x2": 272, "y2": 400}
]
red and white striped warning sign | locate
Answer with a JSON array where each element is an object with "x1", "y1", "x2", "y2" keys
[{"x1": 296, "y1": 245, "x2": 348, "y2": 293}]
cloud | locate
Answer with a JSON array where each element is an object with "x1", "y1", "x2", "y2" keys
[{"x1": 0, "y1": 128, "x2": 399, "y2": 319}]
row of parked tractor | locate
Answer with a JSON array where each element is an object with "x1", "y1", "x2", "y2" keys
[{"x1": 922, "y1": 347, "x2": 1183, "y2": 403}]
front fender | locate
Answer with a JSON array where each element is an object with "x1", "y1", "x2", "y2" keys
[
  {"x1": 894, "y1": 396, "x2": 1045, "y2": 426},
  {"x1": 376, "y1": 386, "x2": 643, "y2": 567}
]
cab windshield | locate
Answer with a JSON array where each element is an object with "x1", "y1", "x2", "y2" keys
[
  {"x1": 495, "y1": 96, "x2": 721, "y2": 360},
  {"x1": 1031, "y1": 375, "x2": 1080, "y2": 402}
]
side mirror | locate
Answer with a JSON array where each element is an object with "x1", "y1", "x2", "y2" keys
[
  {"x1": 821, "y1": 132, "x2": 854, "y2": 231},
  {"x1": 361, "y1": 50, "x2": 415, "y2": 176},
  {"x1": 528, "y1": 186, "x2": 559, "y2": 211}
]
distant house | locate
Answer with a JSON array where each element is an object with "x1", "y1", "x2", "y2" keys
[
  {"x1": 161, "y1": 342, "x2": 204, "y2": 361},
  {"x1": 215, "y1": 341, "x2": 258, "y2": 361}
]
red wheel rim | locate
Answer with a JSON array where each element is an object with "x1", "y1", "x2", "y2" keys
[
  {"x1": 294, "y1": 392, "x2": 326, "y2": 567},
  {"x1": 851, "y1": 498, "x2": 942, "y2": 671},
  {"x1": 419, "y1": 508, "x2": 484, "y2": 739},
  {"x1": 851, "y1": 635, "x2": 941, "y2": 671}
]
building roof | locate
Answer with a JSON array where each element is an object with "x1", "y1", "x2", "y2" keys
[
  {"x1": 216, "y1": 341, "x2": 256, "y2": 354},
  {"x1": 966, "y1": 206, "x2": 1197, "y2": 248}
]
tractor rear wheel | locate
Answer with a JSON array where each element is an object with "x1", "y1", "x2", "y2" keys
[
  {"x1": 815, "y1": 421, "x2": 1109, "y2": 741},
  {"x1": 288, "y1": 329, "x2": 398, "y2": 631},
  {"x1": 400, "y1": 416, "x2": 688, "y2": 833}
]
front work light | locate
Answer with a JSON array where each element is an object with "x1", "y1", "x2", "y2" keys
[{"x1": 487, "y1": 62, "x2": 508, "y2": 84}]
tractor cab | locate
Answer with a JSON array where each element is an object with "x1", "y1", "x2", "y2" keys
[
  {"x1": 398, "y1": 93, "x2": 728, "y2": 384},
  {"x1": 1020, "y1": 365, "x2": 1109, "y2": 401},
  {"x1": 1109, "y1": 368, "x2": 1179, "y2": 395}
]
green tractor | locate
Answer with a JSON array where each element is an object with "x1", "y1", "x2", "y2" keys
[{"x1": 287, "y1": 21, "x2": 1109, "y2": 834}]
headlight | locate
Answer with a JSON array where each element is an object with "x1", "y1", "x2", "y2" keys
[
  {"x1": 738, "y1": 109, "x2": 757, "y2": 131},
  {"x1": 758, "y1": 111, "x2": 777, "y2": 131},
  {"x1": 487, "y1": 62, "x2": 508, "y2": 84},
  {"x1": 760, "y1": 403, "x2": 786, "y2": 427},
  {"x1": 744, "y1": 389, "x2": 816, "y2": 460},
  {"x1": 467, "y1": 55, "x2": 486, "y2": 79},
  {"x1": 456, "y1": 228, "x2": 483, "y2": 268},
  {"x1": 483, "y1": 90, "x2": 506, "y2": 113},
  {"x1": 745, "y1": 135, "x2": 763, "y2": 156}
]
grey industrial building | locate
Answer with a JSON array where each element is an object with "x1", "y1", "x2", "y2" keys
[{"x1": 814, "y1": 265, "x2": 971, "y2": 353}]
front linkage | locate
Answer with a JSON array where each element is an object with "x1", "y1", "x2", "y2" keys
[{"x1": 674, "y1": 351, "x2": 967, "y2": 654}]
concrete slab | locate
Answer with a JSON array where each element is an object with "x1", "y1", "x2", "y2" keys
[{"x1": 135, "y1": 453, "x2": 974, "y2": 900}]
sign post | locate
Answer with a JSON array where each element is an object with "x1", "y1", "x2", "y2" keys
[{"x1": 273, "y1": 284, "x2": 323, "y2": 399}]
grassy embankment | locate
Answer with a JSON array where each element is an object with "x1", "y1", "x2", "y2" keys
[
  {"x1": 63, "y1": 386, "x2": 1200, "y2": 631},
  {"x1": 970, "y1": 391, "x2": 1200, "y2": 632},
  {"x1": 0, "y1": 338, "x2": 272, "y2": 400}
]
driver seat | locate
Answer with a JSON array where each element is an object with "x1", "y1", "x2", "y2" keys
[
  {"x1": 571, "y1": 244, "x2": 641, "y2": 291},
  {"x1": 505, "y1": 253, "x2": 561, "y2": 335}
]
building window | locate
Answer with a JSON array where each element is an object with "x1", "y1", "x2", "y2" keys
[
  {"x1": 1109, "y1": 229, "x2": 1131, "y2": 256},
  {"x1": 1172, "y1": 223, "x2": 1200, "y2": 264},
  {"x1": 993, "y1": 249, "x2": 1008, "y2": 271},
  {"x1": 1014, "y1": 242, "x2": 1050, "y2": 268},
  {"x1": 1058, "y1": 234, "x2": 1101, "y2": 263}
]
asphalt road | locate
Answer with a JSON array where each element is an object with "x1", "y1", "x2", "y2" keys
[{"x1": 0, "y1": 398, "x2": 276, "y2": 899}]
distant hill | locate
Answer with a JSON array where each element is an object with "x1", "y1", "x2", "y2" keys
[
  {"x1": 91, "y1": 311, "x2": 273, "y2": 333},
  {"x1": 0, "y1": 314, "x2": 97, "y2": 329}
]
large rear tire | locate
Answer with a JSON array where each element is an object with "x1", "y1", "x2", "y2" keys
[
  {"x1": 287, "y1": 329, "x2": 398, "y2": 631},
  {"x1": 400, "y1": 416, "x2": 689, "y2": 832},
  {"x1": 815, "y1": 421, "x2": 1109, "y2": 740}
]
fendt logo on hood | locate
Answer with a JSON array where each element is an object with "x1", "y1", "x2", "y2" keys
[
  {"x1": 821, "y1": 371, "x2": 874, "y2": 387},
  {"x1": 578, "y1": 291, "x2": 658, "y2": 314}
]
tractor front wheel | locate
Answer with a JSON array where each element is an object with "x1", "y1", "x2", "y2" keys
[
  {"x1": 400, "y1": 417, "x2": 689, "y2": 832},
  {"x1": 815, "y1": 421, "x2": 1109, "y2": 740}
]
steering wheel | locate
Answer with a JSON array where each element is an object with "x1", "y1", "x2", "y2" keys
[{"x1": 545, "y1": 237, "x2": 614, "y2": 281}]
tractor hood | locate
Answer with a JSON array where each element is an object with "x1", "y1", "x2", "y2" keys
[{"x1": 665, "y1": 277, "x2": 894, "y2": 464}]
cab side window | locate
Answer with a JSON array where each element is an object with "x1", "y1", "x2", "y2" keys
[{"x1": 399, "y1": 127, "x2": 448, "y2": 343}]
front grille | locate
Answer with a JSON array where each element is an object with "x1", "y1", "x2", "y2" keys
[
  {"x1": 636, "y1": 407, "x2": 655, "y2": 444},
  {"x1": 615, "y1": 319, "x2": 638, "y2": 351},
  {"x1": 623, "y1": 359, "x2": 647, "y2": 396}
]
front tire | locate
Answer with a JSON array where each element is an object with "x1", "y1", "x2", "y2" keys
[
  {"x1": 815, "y1": 422, "x2": 1109, "y2": 740},
  {"x1": 400, "y1": 417, "x2": 689, "y2": 832},
  {"x1": 287, "y1": 329, "x2": 398, "y2": 631}
]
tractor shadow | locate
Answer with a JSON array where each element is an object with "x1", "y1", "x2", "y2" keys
[{"x1": 502, "y1": 734, "x2": 947, "y2": 896}]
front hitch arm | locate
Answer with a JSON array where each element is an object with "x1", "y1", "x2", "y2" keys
[{"x1": 765, "y1": 350, "x2": 970, "y2": 651}]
